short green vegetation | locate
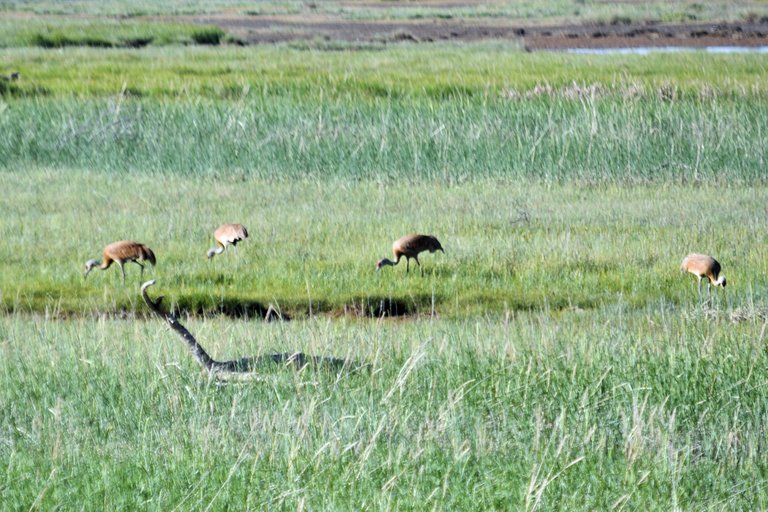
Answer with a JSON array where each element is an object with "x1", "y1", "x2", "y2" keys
[
  {"x1": 2, "y1": 45, "x2": 768, "y2": 99},
  {"x1": 2, "y1": 16, "x2": 768, "y2": 510},
  {"x1": 0, "y1": 170, "x2": 766, "y2": 318},
  {"x1": 0, "y1": 16, "x2": 226, "y2": 49}
]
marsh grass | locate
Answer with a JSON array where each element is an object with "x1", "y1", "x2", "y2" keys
[
  {"x1": 3, "y1": 45, "x2": 768, "y2": 99},
  {"x1": 2, "y1": 0, "x2": 764, "y2": 23},
  {"x1": 2, "y1": 94, "x2": 767, "y2": 183},
  {"x1": 2, "y1": 25, "x2": 768, "y2": 509},
  {"x1": 0, "y1": 0, "x2": 306, "y2": 16},
  {"x1": 333, "y1": 0, "x2": 766, "y2": 24},
  {"x1": 0, "y1": 17, "x2": 226, "y2": 49},
  {"x1": 1, "y1": 170, "x2": 766, "y2": 318},
  {"x1": 2, "y1": 305, "x2": 767, "y2": 509}
]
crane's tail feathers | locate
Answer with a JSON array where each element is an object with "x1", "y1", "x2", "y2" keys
[{"x1": 145, "y1": 247, "x2": 157, "y2": 266}]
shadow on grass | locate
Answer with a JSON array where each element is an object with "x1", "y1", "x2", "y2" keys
[
  {"x1": 176, "y1": 294, "x2": 432, "y2": 320},
  {"x1": 463, "y1": 293, "x2": 607, "y2": 314},
  {"x1": 0, "y1": 80, "x2": 50, "y2": 98},
  {"x1": 176, "y1": 297, "x2": 290, "y2": 321},
  {"x1": 336, "y1": 294, "x2": 440, "y2": 318}
]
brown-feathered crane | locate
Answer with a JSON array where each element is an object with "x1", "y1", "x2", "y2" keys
[
  {"x1": 84, "y1": 240, "x2": 156, "y2": 283},
  {"x1": 376, "y1": 234, "x2": 444, "y2": 274},
  {"x1": 681, "y1": 253, "x2": 726, "y2": 297},
  {"x1": 208, "y1": 223, "x2": 249, "y2": 259}
]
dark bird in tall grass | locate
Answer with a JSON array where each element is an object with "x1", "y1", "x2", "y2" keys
[
  {"x1": 376, "y1": 234, "x2": 444, "y2": 274},
  {"x1": 681, "y1": 253, "x2": 726, "y2": 297},
  {"x1": 208, "y1": 223, "x2": 249, "y2": 259},
  {"x1": 141, "y1": 280, "x2": 367, "y2": 381},
  {"x1": 84, "y1": 240, "x2": 156, "y2": 283}
]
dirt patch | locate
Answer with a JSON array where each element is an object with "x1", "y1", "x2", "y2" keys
[
  {"x1": 179, "y1": 12, "x2": 768, "y2": 49},
  {"x1": 182, "y1": 14, "x2": 526, "y2": 45},
  {"x1": 524, "y1": 20, "x2": 768, "y2": 50}
]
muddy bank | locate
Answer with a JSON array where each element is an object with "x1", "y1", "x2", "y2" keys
[{"x1": 183, "y1": 13, "x2": 768, "y2": 49}]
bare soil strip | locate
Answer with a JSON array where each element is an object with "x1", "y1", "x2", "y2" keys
[{"x1": 180, "y1": 13, "x2": 768, "y2": 49}]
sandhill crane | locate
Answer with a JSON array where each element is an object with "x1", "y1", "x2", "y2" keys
[
  {"x1": 208, "y1": 223, "x2": 248, "y2": 259},
  {"x1": 84, "y1": 240, "x2": 156, "y2": 283},
  {"x1": 141, "y1": 280, "x2": 367, "y2": 381},
  {"x1": 681, "y1": 253, "x2": 726, "y2": 298},
  {"x1": 376, "y1": 234, "x2": 444, "y2": 274}
]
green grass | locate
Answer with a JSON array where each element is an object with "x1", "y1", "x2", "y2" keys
[
  {"x1": 2, "y1": 22, "x2": 768, "y2": 509},
  {"x1": 333, "y1": 0, "x2": 768, "y2": 24},
  {"x1": 3, "y1": 45, "x2": 768, "y2": 99},
  {"x1": 0, "y1": 0, "x2": 300, "y2": 16},
  {"x1": 1, "y1": 47, "x2": 767, "y2": 316},
  {"x1": 1, "y1": 170, "x2": 766, "y2": 318},
  {"x1": 1, "y1": 94, "x2": 767, "y2": 182},
  {"x1": 0, "y1": 16, "x2": 226, "y2": 49},
  {"x1": 2, "y1": 0, "x2": 765, "y2": 23},
  {"x1": 2, "y1": 307, "x2": 767, "y2": 509}
]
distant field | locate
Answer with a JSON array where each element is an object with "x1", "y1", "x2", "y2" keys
[
  {"x1": 2, "y1": 14, "x2": 768, "y2": 509},
  {"x1": 0, "y1": 15, "x2": 226, "y2": 49},
  {"x1": 1, "y1": 0, "x2": 768, "y2": 50},
  {"x1": 1, "y1": 0, "x2": 764, "y2": 22}
]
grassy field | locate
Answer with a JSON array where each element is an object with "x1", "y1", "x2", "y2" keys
[
  {"x1": 3, "y1": 308, "x2": 768, "y2": 509},
  {"x1": 0, "y1": 16, "x2": 226, "y2": 49},
  {"x1": 1, "y1": 0, "x2": 765, "y2": 23},
  {"x1": 2, "y1": 23, "x2": 768, "y2": 510},
  {"x1": 3, "y1": 45, "x2": 768, "y2": 99},
  {"x1": 1, "y1": 170, "x2": 767, "y2": 318}
]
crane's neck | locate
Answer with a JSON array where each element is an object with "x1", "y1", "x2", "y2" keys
[
  {"x1": 208, "y1": 246, "x2": 225, "y2": 259},
  {"x1": 166, "y1": 315, "x2": 217, "y2": 370},
  {"x1": 141, "y1": 283, "x2": 218, "y2": 370},
  {"x1": 380, "y1": 256, "x2": 400, "y2": 267},
  {"x1": 84, "y1": 258, "x2": 104, "y2": 278}
]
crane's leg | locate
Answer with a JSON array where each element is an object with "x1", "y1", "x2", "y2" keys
[
  {"x1": 415, "y1": 256, "x2": 422, "y2": 276},
  {"x1": 406, "y1": 258, "x2": 410, "y2": 273},
  {"x1": 135, "y1": 261, "x2": 145, "y2": 278},
  {"x1": 119, "y1": 262, "x2": 126, "y2": 283}
]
